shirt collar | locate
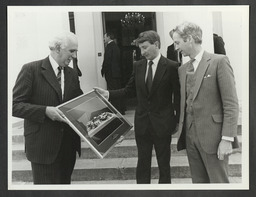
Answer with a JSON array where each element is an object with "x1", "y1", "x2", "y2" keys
[
  {"x1": 148, "y1": 53, "x2": 161, "y2": 66},
  {"x1": 194, "y1": 49, "x2": 204, "y2": 63},
  {"x1": 49, "y1": 55, "x2": 59, "y2": 72},
  {"x1": 108, "y1": 40, "x2": 113, "y2": 44}
]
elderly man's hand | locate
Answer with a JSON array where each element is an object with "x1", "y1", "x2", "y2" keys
[{"x1": 45, "y1": 106, "x2": 67, "y2": 123}]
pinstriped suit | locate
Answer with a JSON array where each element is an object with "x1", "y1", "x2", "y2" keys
[
  {"x1": 13, "y1": 56, "x2": 83, "y2": 183},
  {"x1": 177, "y1": 51, "x2": 239, "y2": 183}
]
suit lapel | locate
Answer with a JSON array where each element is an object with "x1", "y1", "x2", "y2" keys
[
  {"x1": 193, "y1": 51, "x2": 211, "y2": 100},
  {"x1": 41, "y1": 57, "x2": 62, "y2": 102},
  {"x1": 149, "y1": 56, "x2": 167, "y2": 97}
]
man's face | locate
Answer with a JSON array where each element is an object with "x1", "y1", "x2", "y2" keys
[
  {"x1": 58, "y1": 41, "x2": 78, "y2": 67},
  {"x1": 172, "y1": 32, "x2": 191, "y2": 57},
  {"x1": 103, "y1": 34, "x2": 110, "y2": 44},
  {"x1": 138, "y1": 41, "x2": 159, "y2": 60}
]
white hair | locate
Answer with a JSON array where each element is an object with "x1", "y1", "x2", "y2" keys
[{"x1": 48, "y1": 32, "x2": 78, "y2": 50}]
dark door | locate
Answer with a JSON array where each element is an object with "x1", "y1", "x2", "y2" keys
[{"x1": 102, "y1": 12, "x2": 156, "y2": 87}]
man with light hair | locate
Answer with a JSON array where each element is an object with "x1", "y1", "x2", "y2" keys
[
  {"x1": 172, "y1": 22, "x2": 239, "y2": 183},
  {"x1": 13, "y1": 31, "x2": 83, "y2": 184}
]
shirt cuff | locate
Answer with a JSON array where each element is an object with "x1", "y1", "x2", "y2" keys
[
  {"x1": 222, "y1": 136, "x2": 234, "y2": 142},
  {"x1": 106, "y1": 91, "x2": 110, "y2": 100}
]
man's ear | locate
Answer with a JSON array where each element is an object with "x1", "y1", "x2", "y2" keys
[
  {"x1": 187, "y1": 35, "x2": 194, "y2": 43},
  {"x1": 55, "y1": 45, "x2": 61, "y2": 53},
  {"x1": 154, "y1": 41, "x2": 160, "y2": 49}
]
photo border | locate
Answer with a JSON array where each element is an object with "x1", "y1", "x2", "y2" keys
[{"x1": 1, "y1": 0, "x2": 256, "y2": 197}]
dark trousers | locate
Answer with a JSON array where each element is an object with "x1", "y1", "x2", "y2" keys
[
  {"x1": 31, "y1": 130, "x2": 77, "y2": 184},
  {"x1": 105, "y1": 75, "x2": 125, "y2": 114},
  {"x1": 186, "y1": 122, "x2": 229, "y2": 183},
  {"x1": 135, "y1": 124, "x2": 172, "y2": 184}
]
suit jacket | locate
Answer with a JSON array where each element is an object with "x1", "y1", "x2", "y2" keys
[
  {"x1": 167, "y1": 44, "x2": 182, "y2": 64},
  {"x1": 213, "y1": 33, "x2": 226, "y2": 55},
  {"x1": 101, "y1": 41, "x2": 121, "y2": 79},
  {"x1": 110, "y1": 55, "x2": 180, "y2": 137},
  {"x1": 177, "y1": 51, "x2": 239, "y2": 154},
  {"x1": 13, "y1": 57, "x2": 83, "y2": 164}
]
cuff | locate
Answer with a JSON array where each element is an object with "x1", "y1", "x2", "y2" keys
[
  {"x1": 107, "y1": 91, "x2": 110, "y2": 100},
  {"x1": 222, "y1": 136, "x2": 234, "y2": 142}
]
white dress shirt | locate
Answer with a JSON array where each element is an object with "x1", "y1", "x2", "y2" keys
[
  {"x1": 145, "y1": 53, "x2": 161, "y2": 81},
  {"x1": 49, "y1": 55, "x2": 64, "y2": 98}
]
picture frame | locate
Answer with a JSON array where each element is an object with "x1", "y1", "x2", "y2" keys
[{"x1": 57, "y1": 89, "x2": 133, "y2": 158}]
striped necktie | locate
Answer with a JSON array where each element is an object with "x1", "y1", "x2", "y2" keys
[{"x1": 57, "y1": 66, "x2": 62, "y2": 86}]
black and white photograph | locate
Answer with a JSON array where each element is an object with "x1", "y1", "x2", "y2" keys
[
  {"x1": 5, "y1": 4, "x2": 251, "y2": 193},
  {"x1": 57, "y1": 90, "x2": 133, "y2": 158}
]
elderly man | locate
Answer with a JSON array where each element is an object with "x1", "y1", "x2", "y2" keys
[
  {"x1": 13, "y1": 32, "x2": 83, "y2": 184},
  {"x1": 172, "y1": 22, "x2": 239, "y2": 183},
  {"x1": 96, "y1": 30, "x2": 180, "y2": 183}
]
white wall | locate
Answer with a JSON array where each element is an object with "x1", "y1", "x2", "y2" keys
[
  {"x1": 74, "y1": 12, "x2": 106, "y2": 93},
  {"x1": 222, "y1": 11, "x2": 246, "y2": 103},
  {"x1": 157, "y1": 11, "x2": 214, "y2": 63},
  {"x1": 8, "y1": 10, "x2": 70, "y2": 92}
]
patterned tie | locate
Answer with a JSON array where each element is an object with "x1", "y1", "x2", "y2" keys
[
  {"x1": 57, "y1": 66, "x2": 62, "y2": 86},
  {"x1": 146, "y1": 61, "x2": 153, "y2": 92},
  {"x1": 187, "y1": 59, "x2": 195, "y2": 73}
]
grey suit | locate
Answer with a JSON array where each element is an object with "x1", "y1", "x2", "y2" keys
[{"x1": 177, "y1": 51, "x2": 239, "y2": 183}]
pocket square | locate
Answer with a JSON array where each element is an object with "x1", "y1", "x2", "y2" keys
[{"x1": 204, "y1": 74, "x2": 211, "y2": 79}]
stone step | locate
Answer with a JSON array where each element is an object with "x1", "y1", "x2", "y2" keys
[
  {"x1": 12, "y1": 136, "x2": 242, "y2": 160},
  {"x1": 12, "y1": 125, "x2": 242, "y2": 143},
  {"x1": 12, "y1": 153, "x2": 241, "y2": 183},
  {"x1": 11, "y1": 109, "x2": 243, "y2": 184}
]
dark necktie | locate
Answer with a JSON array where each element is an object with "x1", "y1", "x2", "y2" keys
[
  {"x1": 146, "y1": 61, "x2": 153, "y2": 92},
  {"x1": 57, "y1": 66, "x2": 62, "y2": 86}
]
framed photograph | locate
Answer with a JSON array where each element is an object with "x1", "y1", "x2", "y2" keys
[{"x1": 57, "y1": 90, "x2": 133, "y2": 158}]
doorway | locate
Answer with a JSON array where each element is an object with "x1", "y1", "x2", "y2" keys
[
  {"x1": 102, "y1": 12, "x2": 156, "y2": 109},
  {"x1": 102, "y1": 12, "x2": 156, "y2": 86}
]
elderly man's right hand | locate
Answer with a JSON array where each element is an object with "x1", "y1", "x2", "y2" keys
[
  {"x1": 45, "y1": 106, "x2": 67, "y2": 123},
  {"x1": 94, "y1": 87, "x2": 109, "y2": 100}
]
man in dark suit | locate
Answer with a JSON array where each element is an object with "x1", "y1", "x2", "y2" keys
[
  {"x1": 167, "y1": 29, "x2": 182, "y2": 65},
  {"x1": 172, "y1": 22, "x2": 239, "y2": 183},
  {"x1": 96, "y1": 30, "x2": 180, "y2": 183},
  {"x1": 13, "y1": 32, "x2": 83, "y2": 184},
  {"x1": 101, "y1": 32, "x2": 124, "y2": 114},
  {"x1": 213, "y1": 33, "x2": 226, "y2": 55}
]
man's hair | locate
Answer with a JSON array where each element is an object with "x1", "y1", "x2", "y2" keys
[
  {"x1": 106, "y1": 32, "x2": 115, "y2": 40},
  {"x1": 136, "y1": 30, "x2": 161, "y2": 48},
  {"x1": 169, "y1": 29, "x2": 174, "y2": 39},
  {"x1": 48, "y1": 32, "x2": 78, "y2": 50},
  {"x1": 173, "y1": 22, "x2": 202, "y2": 44}
]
